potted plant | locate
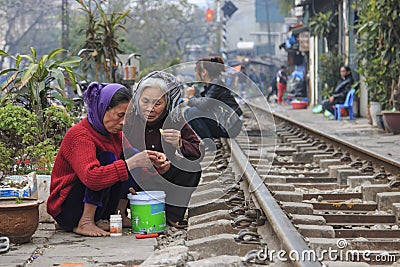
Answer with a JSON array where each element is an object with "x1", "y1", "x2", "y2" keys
[
  {"x1": 382, "y1": 79, "x2": 400, "y2": 134},
  {"x1": 355, "y1": 0, "x2": 400, "y2": 132}
]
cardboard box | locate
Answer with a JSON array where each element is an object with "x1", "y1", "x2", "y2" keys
[{"x1": 0, "y1": 172, "x2": 38, "y2": 199}]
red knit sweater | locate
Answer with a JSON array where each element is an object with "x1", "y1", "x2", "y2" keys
[{"x1": 47, "y1": 118, "x2": 129, "y2": 219}]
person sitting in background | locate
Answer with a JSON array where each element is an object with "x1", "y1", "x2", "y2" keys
[
  {"x1": 47, "y1": 82, "x2": 165, "y2": 237},
  {"x1": 183, "y1": 56, "x2": 243, "y2": 151},
  {"x1": 322, "y1": 66, "x2": 354, "y2": 116},
  {"x1": 124, "y1": 71, "x2": 203, "y2": 228}
]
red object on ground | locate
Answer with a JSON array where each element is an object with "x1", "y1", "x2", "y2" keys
[
  {"x1": 340, "y1": 107, "x2": 348, "y2": 117},
  {"x1": 291, "y1": 101, "x2": 308, "y2": 109},
  {"x1": 135, "y1": 233, "x2": 159, "y2": 239}
]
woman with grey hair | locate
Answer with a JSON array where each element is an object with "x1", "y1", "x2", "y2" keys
[{"x1": 124, "y1": 71, "x2": 203, "y2": 228}]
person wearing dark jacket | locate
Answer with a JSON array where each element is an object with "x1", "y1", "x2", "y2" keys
[
  {"x1": 183, "y1": 56, "x2": 243, "y2": 151},
  {"x1": 124, "y1": 71, "x2": 203, "y2": 229},
  {"x1": 322, "y1": 66, "x2": 354, "y2": 115}
]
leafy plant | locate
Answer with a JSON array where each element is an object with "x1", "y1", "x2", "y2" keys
[
  {"x1": 42, "y1": 105, "x2": 75, "y2": 146},
  {"x1": 308, "y1": 11, "x2": 338, "y2": 53},
  {"x1": 355, "y1": 0, "x2": 400, "y2": 110},
  {"x1": 0, "y1": 142, "x2": 13, "y2": 173},
  {"x1": 0, "y1": 104, "x2": 73, "y2": 175},
  {"x1": 0, "y1": 47, "x2": 81, "y2": 130},
  {"x1": 15, "y1": 197, "x2": 23, "y2": 204},
  {"x1": 76, "y1": 0, "x2": 130, "y2": 82}
]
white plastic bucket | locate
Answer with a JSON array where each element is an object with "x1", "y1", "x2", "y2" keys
[{"x1": 127, "y1": 191, "x2": 166, "y2": 234}]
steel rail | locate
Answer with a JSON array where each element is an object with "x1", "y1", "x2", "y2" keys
[
  {"x1": 229, "y1": 139, "x2": 322, "y2": 267},
  {"x1": 249, "y1": 102, "x2": 400, "y2": 175}
]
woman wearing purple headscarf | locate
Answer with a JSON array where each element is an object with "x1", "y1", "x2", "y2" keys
[{"x1": 47, "y1": 82, "x2": 166, "y2": 237}]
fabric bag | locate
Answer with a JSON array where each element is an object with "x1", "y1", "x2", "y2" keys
[{"x1": 212, "y1": 104, "x2": 243, "y2": 138}]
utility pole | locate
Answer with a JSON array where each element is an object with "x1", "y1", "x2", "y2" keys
[
  {"x1": 265, "y1": 0, "x2": 273, "y2": 65},
  {"x1": 220, "y1": 1, "x2": 228, "y2": 62},
  {"x1": 220, "y1": 1, "x2": 237, "y2": 62},
  {"x1": 61, "y1": 0, "x2": 70, "y2": 53},
  {"x1": 216, "y1": 0, "x2": 222, "y2": 57}
]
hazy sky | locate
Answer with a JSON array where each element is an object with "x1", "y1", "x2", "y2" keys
[{"x1": 187, "y1": 0, "x2": 211, "y2": 8}]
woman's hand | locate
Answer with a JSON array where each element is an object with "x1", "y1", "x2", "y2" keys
[
  {"x1": 156, "y1": 160, "x2": 171, "y2": 174},
  {"x1": 186, "y1": 86, "x2": 196, "y2": 98},
  {"x1": 150, "y1": 151, "x2": 170, "y2": 174},
  {"x1": 151, "y1": 151, "x2": 167, "y2": 167},
  {"x1": 125, "y1": 150, "x2": 158, "y2": 170},
  {"x1": 160, "y1": 129, "x2": 182, "y2": 149}
]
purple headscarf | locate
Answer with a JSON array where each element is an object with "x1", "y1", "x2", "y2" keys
[{"x1": 83, "y1": 82, "x2": 125, "y2": 135}]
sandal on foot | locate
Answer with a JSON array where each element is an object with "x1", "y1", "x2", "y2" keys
[{"x1": 167, "y1": 218, "x2": 188, "y2": 229}]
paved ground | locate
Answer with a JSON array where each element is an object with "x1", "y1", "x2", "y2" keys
[
  {"x1": 1, "y1": 99, "x2": 399, "y2": 267},
  {"x1": 2, "y1": 223, "x2": 156, "y2": 267}
]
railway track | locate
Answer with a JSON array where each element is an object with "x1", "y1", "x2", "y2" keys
[{"x1": 142, "y1": 103, "x2": 400, "y2": 267}]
